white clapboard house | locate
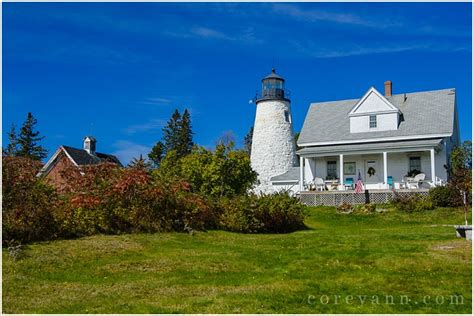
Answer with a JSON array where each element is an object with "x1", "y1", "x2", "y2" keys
[{"x1": 268, "y1": 80, "x2": 460, "y2": 195}]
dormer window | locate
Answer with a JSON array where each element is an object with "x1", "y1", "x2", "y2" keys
[
  {"x1": 369, "y1": 115, "x2": 377, "y2": 128},
  {"x1": 348, "y1": 87, "x2": 400, "y2": 133}
]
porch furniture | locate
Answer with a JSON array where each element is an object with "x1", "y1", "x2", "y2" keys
[
  {"x1": 324, "y1": 179, "x2": 339, "y2": 191},
  {"x1": 314, "y1": 177, "x2": 325, "y2": 191},
  {"x1": 387, "y1": 176, "x2": 393, "y2": 189},
  {"x1": 344, "y1": 177, "x2": 354, "y2": 190},
  {"x1": 407, "y1": 173, "x2": 426, "y2": 189}
]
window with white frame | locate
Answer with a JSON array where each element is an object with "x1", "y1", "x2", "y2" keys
[
  {"x1": 369, "y1": 115, "x2": 377, "y2": 128},
  {"x1": 327, "y1": 161, "x2": 337, "y2": 179},
  {"x1": 409, "y1": 157, "x2": 421, "y2": 172},
  {"x1": 284, "y1": 110, "x2": 290, "y2": 123}
]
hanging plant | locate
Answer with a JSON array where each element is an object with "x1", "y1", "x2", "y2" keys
[{"x1": 367, "y1": 167, "x2": 376, "y2": 177}]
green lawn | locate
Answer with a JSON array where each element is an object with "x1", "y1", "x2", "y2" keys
[{"x1": 2, "y1": 206, "x2": 472, "y2": 313}]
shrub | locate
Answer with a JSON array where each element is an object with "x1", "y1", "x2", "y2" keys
[
  {"x1": 337, "y1": 203, "x2": 377, "y2": 215},
  {"x1": 154, "y1": 144, "x2": 258, "y2": 198},
  {"x1": 57, "y1": 163, "x2": 217, "y2": 236},
  {"x1": 392, "y1": 193, "x2": 434, "y2": 212},
  {"x1": 217, "y1": 193, "x2": 305, "y2": 233},
  {"x1": 3, "y1": 157, "x2": 303, "y2": 245},
  {"x1": 336, "y1": 203, "x2": 353, "y2": 214},
  {"x1": 354, "y1": 203, "x2": 377, "y2": 214},
  {"x1": 2, "y1": 156, "x2": 60, "y2": 245},
  {"x1": 429, "y1": 185, "x2": 461, "y2": 207}
]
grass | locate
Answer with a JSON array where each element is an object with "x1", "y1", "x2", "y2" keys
[{"x1": 2, "y1": 206, "x2": 472, "y2": 313}]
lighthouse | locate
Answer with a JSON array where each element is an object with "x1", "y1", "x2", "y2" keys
[{"x1": 250, "y1": 68, "x2": 297, "y2": 194}]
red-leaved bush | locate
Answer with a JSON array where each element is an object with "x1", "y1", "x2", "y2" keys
[
  {"x1": 3, "y1": 156, "x2": 305, "y2": 245},
  {"x1": 55, "y1": 163, "x2": 216, "y2": 237},
  {"x1": 2, "y1": 156, "x2": 60, "y2": 244}
]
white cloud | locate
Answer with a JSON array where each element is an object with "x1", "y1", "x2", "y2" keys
[
  {"x1": 111, "y1": 140, "x2": 151, "y2": 165},
  {"x1": 163, "y1": 25, "x2": 262, "y2": 45},
  {"x1": 138, "y1": 97, "x2": 173, "y2": 106},
  {"x1": 289, "y1": 39, "x2": 470, "y2": 59},
  {"x1": 191, "y1": 26, "x2": 234, "y2": 40},
  {"x1": 122, "y1": 118, "x2": 165, "y2": 135},
  {"x1": 270, "y1": 3, "x2": 400, "y2": 28}
]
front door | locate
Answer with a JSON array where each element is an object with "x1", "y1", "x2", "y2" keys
[{"x1": 364, "y1": 159, "x2": 380, "y2": 184}]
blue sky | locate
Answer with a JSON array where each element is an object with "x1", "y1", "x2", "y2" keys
[{"x1": 3, "y1": 2, "x2": 472, "y2": 164}]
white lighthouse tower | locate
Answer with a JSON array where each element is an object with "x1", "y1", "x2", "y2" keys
[{"x1": 250, "y1": 68, "x2": 297, "y2": 194}]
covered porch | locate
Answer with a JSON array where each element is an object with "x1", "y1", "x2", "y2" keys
[{"x1": 297, "y1": 138, "x2": 446, "y2": 192}]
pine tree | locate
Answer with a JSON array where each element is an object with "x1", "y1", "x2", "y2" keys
[
  {"x1": 148, "y1": 141, "x2": 165, "y2": 167},
  {"x1": 244, "y1": 126, "x2": 253, "y2": 155},
  {"x1": 149, "y1": 108, "x2": 194, "y2": 167},
  {"x1": 16, "y1": 112, "x2": 48, "y2": 161},
  {"x1": 162, "y1": 109, "x2": 182, "y2": 154},
  {"x1": 128, "y1": 154, "x2": 152, "y2": 170},
  {"x1": 3, "y1": 124, "x2": 19, "y2": 156},
  {"x1": 178, "y1": 109, "x2": 194, "y2": 157}
]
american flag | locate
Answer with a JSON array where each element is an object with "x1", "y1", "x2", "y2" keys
[{"x1": 355, "y1": 171, "x2": 364, "y2": 193}]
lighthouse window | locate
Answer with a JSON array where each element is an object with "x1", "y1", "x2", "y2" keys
[{"x1": 284, "y1": 110, "x2": 290, "y2": 123}]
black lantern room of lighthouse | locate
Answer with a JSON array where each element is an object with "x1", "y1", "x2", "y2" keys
[{"x1": 256, "y1": 68, "x2": 290, "y2": 103}]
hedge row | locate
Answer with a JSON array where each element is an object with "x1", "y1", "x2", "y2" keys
[{"x1": 2, "y1": 157, "x2": 305, "y2": 245}]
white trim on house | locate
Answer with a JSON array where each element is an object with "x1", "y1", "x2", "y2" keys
[
  {"x1": 37, "y1": 146, "x2": 81, "y2": 177},
  {"x1": 298, "y1": 134, "x2": 451, "y2": 147},
  {"x1": 271, "y1": 180, "x2": 299, "y2": 184},
  {"x1": 60, "y1": 146, "x2": 80, "y2": 167},
  {"x1": 348, "y1": 87, "x2": 399, "y2": 117}
]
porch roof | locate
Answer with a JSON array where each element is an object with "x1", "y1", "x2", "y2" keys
[
  {"x1": 297, "y1": 138, "x2": 443, "y2": 157},
  {"x1": 270, "y1": 167, "x2": 300, "y2": 183}
]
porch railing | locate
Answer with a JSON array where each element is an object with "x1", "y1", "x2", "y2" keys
[{"x1": 299, "y1": 189, "x2": 429, "y2": 207}]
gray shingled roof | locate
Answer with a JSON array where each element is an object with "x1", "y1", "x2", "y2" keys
[
  {"x1": 270, "y1": 167, "x2": 300, "y2": 183},
  {"x1": 63, "y1": 146, "x2": 122, "y2": 166},
  {"x1": 298, "y1": 88, "x2": 456, "y2": 145},
  {"x1": 297, "y1": 138, "x2": 443, "y2": 156}
]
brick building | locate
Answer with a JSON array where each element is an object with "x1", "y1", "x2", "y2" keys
[{"x1": 38, "y1": 136, "x2": 122, "y2": 188}]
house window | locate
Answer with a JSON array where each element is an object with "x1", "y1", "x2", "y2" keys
[
  {"x1": 369, "y1": 115, "x2": 377, "y2": 128},
  {"x1": 344, "y1": 162, "x2": 356, "y2": 175},
  {"x1": 327, "y1": 161, "x2": 337, "y2": 179},
  {"x1": 284, "y1": 110, "x2": 290, "y2": 123},
  {"x1": 409, "y1": 157, "x2": 421, "y2": 173}
]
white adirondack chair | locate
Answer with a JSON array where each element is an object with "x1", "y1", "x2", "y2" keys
[
  {"x1": 314, "y1": 177, "x2": 325, "y2": 191},
  {"x1": 407, "y1": 173, "x2": 425, "y2": 189}
]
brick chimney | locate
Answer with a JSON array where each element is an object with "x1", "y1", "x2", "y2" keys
[
  {"x1": 84, "y1": 136, "x2": 96, "y2": 155},
  {"x1": 384, "y1": 80, "x2": 392, "y2": 97}
]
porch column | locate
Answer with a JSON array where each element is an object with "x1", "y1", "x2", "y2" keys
[
  {"x1": 339, "y1": 154, "x2": 344, "y2": 185},
  {"x1": 383, "y1": 151, "x2": 388, "y2": 188},
  {"x1": 430, "y1": 148, "x2": 436, "y2": 184},
  {"x1": 299, "y1": 156, "x2": 304, "y2": 191}
]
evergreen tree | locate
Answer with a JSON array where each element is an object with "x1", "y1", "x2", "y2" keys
[
  {"x1": 148, "y1": 141, "x2": 165, "y2": 167},
  {"x1": 178, "y1": 109, "x2": 194, "y2": 157},
  {"x1": 3, "y1": 124, "x2": 18, "y2": 156},
  {"x1": 149, "y1": 108, "x2": 194, "y2": 167},
  {"x1": 128, "y1": 154, "x2": 152, "y2": 170},
  {"x1": 244, "y1": 126, "x2": 253, "y2": 155},
  {"x1": 162, "y1": 109, "x2": 182, "y2": 155},
  {"x1": 16, "y1": 113, "x2": 48, "y2": 161}
]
